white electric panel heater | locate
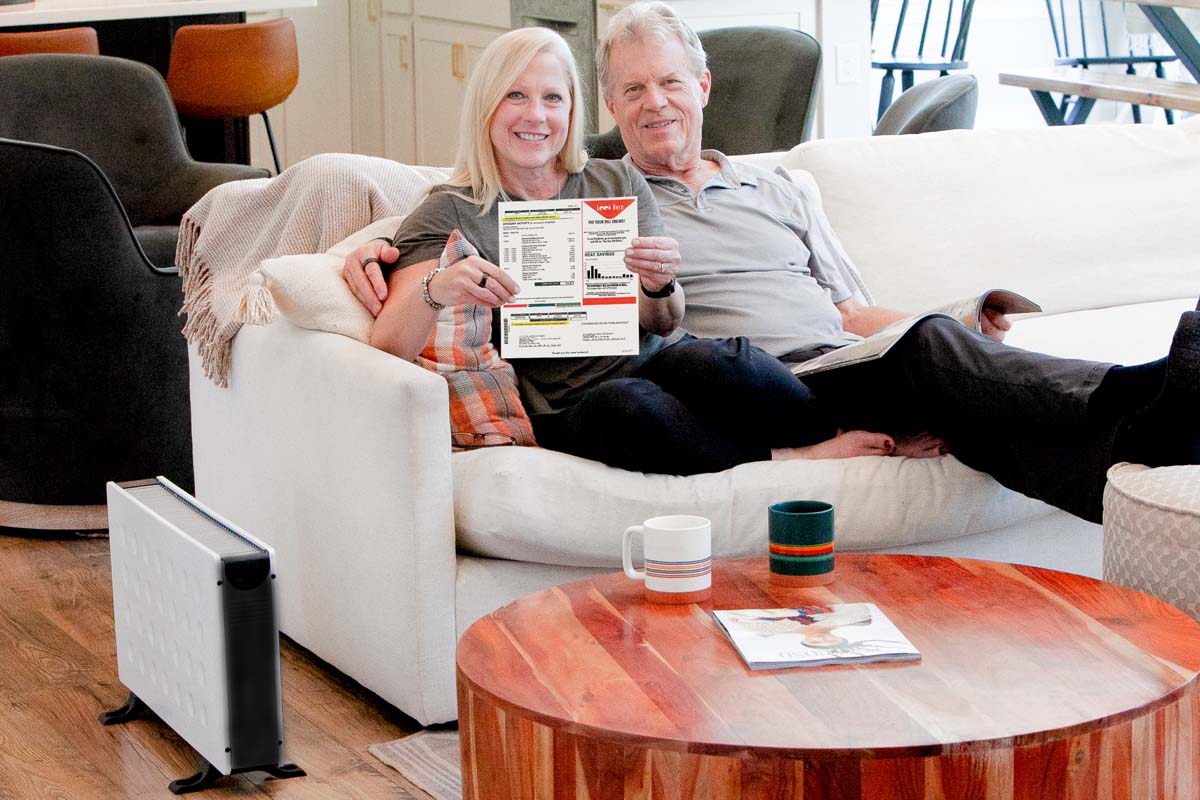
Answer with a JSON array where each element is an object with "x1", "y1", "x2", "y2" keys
[{"x1": 105, "y1": 477, "x2": 289, "y2": 783}]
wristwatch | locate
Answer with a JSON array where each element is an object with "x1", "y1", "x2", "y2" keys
[{"x1": 641, "y1": 278, "x2": 676, "y2": 298}]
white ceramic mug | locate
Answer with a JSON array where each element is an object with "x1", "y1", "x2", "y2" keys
[{"x1": 622, "y1": 515, "x2": 712, "y2": 604}]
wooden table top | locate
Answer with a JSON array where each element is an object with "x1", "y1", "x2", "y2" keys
[{"x1": 456, "y1": 554, "x2": 1200, "y2": 759}]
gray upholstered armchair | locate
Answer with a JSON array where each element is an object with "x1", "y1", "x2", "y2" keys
[
  {"x1": 873, "y1": 73, "x2": 979, "y2": 135},
  {"x1": 587, "y1": 26, "x2": 821, "y2": 158},
  {"x1": 0, "y1": 54, "x2": 268, "y2": 268}
]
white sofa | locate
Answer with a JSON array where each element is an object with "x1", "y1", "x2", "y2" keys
[{"x1": 189, "y1": 120, "x2": 1199, "y2": 726}]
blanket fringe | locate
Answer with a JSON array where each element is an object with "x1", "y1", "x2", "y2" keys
[{"x1": 235, "y1": 272, "x2": 277, "y2": 326}]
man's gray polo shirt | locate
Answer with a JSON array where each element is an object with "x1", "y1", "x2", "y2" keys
[{"x1": 634, "y1": 150, "x2": 863, "y2": 360}]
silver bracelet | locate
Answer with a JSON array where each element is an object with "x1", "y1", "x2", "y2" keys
[{"x1": 421, "y1": 267, "x2": 446, "y2": 310}]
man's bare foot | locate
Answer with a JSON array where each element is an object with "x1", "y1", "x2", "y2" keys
[
  {"x1": 893, "y1": 432, "x2": 948, "y2": 459},
  {"x1": 772, "y1": 430, "x2": 895, "y2": 461}
]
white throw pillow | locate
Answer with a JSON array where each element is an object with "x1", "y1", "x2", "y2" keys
[{"x1": 252, "y1": 215, "x2": 408, "y2": 343}]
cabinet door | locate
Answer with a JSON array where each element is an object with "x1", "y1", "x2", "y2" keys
[
  {"x1": 381, "y1": 13, "x2": 417, "y2": 164},
  {"x1": 349, "y1": 0, "x2": 384, "y2": 156},
  {"x1": 414, "y1": 21, "x2": 505, "y2": 167},
  {"x1": 415, "y1": 0, "x2": 508, "y2": 29}
]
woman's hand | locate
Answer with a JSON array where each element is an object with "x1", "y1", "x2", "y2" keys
[
  {"x1": 624, "y1": 236, "x2": 680, "y2": 293},
  {"x1": 341, "y1": 241, "x2": 398, "y2": 317},
  {"x1": 426, "y1": 255, "x2": 520, "y2": 308}
]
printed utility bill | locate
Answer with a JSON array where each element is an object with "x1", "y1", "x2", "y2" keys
[{"x1": 498, "y1": 197, "x2": 640, "y2": 359}]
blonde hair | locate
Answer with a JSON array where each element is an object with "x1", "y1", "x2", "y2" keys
[
  {"x1": 596, "y1": 1, "x2": 707, "y2": 99},
  {"x1": 449, "y1": 27, "x2": 587, "y2": 213}
]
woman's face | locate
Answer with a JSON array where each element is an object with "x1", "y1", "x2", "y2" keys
[{"x1": 489, "y1": 51, "x2": 572, "y2": 179}]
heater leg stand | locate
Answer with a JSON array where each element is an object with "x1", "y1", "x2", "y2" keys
[
  {"x1": 168, "y1": 759, "x2": 307, "y2": 794},
  {"x1": 98, "y1": 692, "x2": 148, "y2": 725},
  {"x1": 169, "y1": 760, "x2": 222, "y2": 795},
  {"x1": 263, "y1": 763, "x2": 307, "y2": 780}
]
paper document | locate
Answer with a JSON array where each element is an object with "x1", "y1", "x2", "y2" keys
[{"x1": 498, "y1": 197, "x2": 639, "y2": 358}]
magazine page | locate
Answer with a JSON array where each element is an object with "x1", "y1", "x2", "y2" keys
[
  {"x1": 713, "y1": 603, "x2": 920, "y2": 669},
  {"x1": 789, "y1": 288, "x2": 1041, "y2": 379}
]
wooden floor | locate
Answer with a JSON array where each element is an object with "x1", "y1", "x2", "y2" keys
[{"x1": 0, "y1": 530, "x2": 433, "y2": 799}]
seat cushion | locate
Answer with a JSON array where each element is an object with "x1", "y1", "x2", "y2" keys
[
  {"x1": 451, "y1": 445, "x2": 1053, "y2": 568},
  {"x1": 134, "y1": 224, "x2": 180, "y2": 269},
  {"x1": 1103, "y1": 462, "x2": 1200, "y2": 619}
]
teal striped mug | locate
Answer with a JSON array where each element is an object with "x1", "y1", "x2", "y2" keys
[
  {"x1": 768, "y1": 500, "x2": 836, "y2": 587},
  {"x1": 622, "y1": 515, "x2": 712, "y2": 604}
]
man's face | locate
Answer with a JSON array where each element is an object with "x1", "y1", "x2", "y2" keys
[{"x1": 604, "y1": 34, "x2": 711, "y2": 174}]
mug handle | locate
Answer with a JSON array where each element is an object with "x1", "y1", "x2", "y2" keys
[{"x1": 622, "y1": 525, "x2": 644, "y2": 581}]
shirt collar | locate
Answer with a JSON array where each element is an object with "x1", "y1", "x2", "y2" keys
[{"x1": 622, "y1": 149, "x2": 759, "y2": 192}]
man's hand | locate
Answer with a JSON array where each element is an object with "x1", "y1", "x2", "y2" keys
[
  {"x1": 341, "y1": 242, "x2": 398, "y2": 316},
  {"x1": 624, "y1": 236, "x2": 680, "y2": 293},
  {"x1": 981, "y1": 306, "x2": 1012, "y2": 342}
]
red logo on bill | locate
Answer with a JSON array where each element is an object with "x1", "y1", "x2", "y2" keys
[{"x1": 584, "y1": 198, "x2": 635, "y2": 219}]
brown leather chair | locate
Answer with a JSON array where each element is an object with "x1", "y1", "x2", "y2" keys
[
  {"x1": 166, "y1": 18, "x2": 299, "y2": 174},
  {"x1": 0, "y1": 26, "x2": 99, "y2": 56}
]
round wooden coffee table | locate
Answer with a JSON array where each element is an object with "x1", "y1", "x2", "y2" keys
[{"x1": 456, "y1": 555, "x2": 1200, "y2": 799}]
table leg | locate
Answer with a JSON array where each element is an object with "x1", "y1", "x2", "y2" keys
[{"x1": 1030, "y1": 91, "x2": 1095, "y2": 126}]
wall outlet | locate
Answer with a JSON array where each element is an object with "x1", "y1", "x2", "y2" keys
[{"x1": 835, "y1": 43, "x2": 861, "y2": 85}]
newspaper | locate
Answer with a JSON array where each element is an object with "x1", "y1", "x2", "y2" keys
[{"x1": 789, "y1": 288, "x2": 1041, "y2": 378}]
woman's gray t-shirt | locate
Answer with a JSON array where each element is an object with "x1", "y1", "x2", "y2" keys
[{"x1": 391, "y1": 158, "x2": 673, "y2": 415}]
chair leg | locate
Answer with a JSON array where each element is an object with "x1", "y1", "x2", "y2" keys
[
  {"x1": 901, "y1": 69, "x2": 914, "y2": 92},
  {"x1": 1155, "y1": 62, "x2": 1176, "y2": 124},
  {"x1": 1127, "y1": 64, "x2": 1143, "y2": 124},
  {"x1": 261, "y1": 111, "x2": 283, "y2": 175},
  {"x1": 878, "y1": 70, "x2": 896, "y2": 121}
]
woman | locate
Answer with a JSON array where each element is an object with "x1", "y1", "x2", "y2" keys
[{"x1": 360, "y1": 27, "x2": 906, "y2": 474}]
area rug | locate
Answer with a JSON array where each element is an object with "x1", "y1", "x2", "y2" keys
[{"x1": 369, "y1": 730, "x2": 462, "y2": 800}]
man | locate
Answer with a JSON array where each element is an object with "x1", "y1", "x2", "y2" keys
[{"x1": 343, "y1": 1, "x2": 1198, "y2": 522}]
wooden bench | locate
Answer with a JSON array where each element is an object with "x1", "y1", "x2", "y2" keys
[{"x1": 1000, "y1": 66, "x2": 1200, "y2": 124}]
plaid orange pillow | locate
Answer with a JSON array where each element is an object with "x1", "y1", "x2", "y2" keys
[{"x1": 415, "y1": 230, "x2": 537, "y2": 449}]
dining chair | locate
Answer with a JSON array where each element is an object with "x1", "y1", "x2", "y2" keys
[
  {"x1": 166, "y1": 18, "x2": 300, "y2": 174},
  {"x1": 0, "y1": 54, "x2": 268, "y2": 269},
  {"x1": 0, "y1": 138, "x2": 194, "y2": 530},
  {"x1": 587, "y1": 26, "x2": 821, "y2": 158},
  {"x1": 0, "y1": 26, "x2": 99, "y2": 56},
  {"x1": 1043, "y1": 0, "x2": 1176, "y2": 123},
  {"x1": 872, "y1": 0, "x2": 977, "y2": 121}
]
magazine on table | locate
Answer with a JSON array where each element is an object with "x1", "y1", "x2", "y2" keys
[
  {"x1": 789, "y1": 288, "x2": 1041, "y2": 378},
  {"x1": 713, "y1": 603, "x2": 921, "y2": 669}
]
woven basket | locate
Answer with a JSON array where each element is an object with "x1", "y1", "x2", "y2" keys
[{"x1": 1103, "y1": 462, "x2": 1200, "y2": 620}]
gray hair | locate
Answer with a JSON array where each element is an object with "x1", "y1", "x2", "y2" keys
[{"x1": 596, "y1": 1, "x2": 707, "y2": 98}]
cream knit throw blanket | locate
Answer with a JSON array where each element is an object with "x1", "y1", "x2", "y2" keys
[{"x1": 178, "y1": 153, "x2": 449, "y2": 387}]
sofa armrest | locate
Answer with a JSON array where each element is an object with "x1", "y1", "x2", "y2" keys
[{"x1": 189, "y1": 319, "x2": 459, "y2": 725}]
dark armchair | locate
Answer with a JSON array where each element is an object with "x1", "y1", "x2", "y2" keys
[
  {"x1": 0, "y1": 54, "x2": 268, "y2": 269},
  {"x1": 587, "y1": 26, "x2": 822, "y2": 159},
  {"x1": 0, "y1": 139, "x2": 193, "y2": 527}
]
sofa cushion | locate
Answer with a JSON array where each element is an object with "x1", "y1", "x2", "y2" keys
[
  {"x1": 783, "y1": 120, "x2": 1200, "y2": 316},
  {"x1": 451, "y1": 445, "x2": 1053, "y2": 568}
]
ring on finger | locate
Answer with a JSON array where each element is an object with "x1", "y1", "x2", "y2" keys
[
  {"x1": 478, "y1": 273, "x2": 488, "y2": 288},
  {"x1": 362, "y1": 257, "x2": 381, "y2": 268}
]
